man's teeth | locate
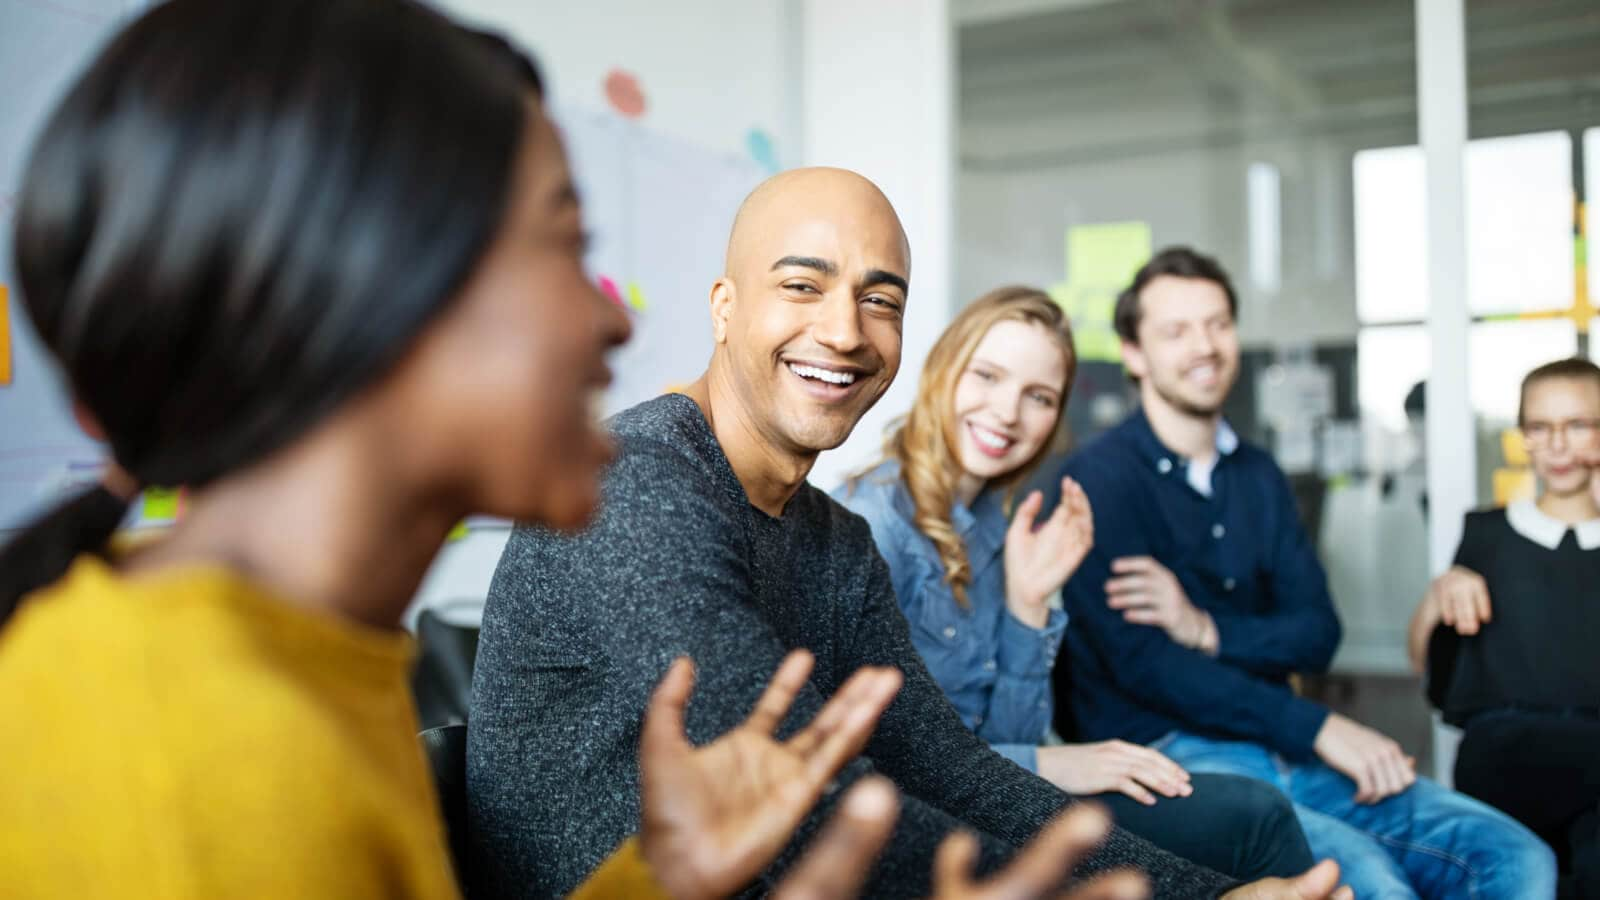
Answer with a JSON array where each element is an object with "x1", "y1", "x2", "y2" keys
[
  {"x1": 972, "y1": 425, "x2": 1011, "y2": 450},
  {"x1": 789, "y1": 363, "x2": 857, "y2": 386}
]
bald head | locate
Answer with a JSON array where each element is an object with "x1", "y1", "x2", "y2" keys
[
  {"x1": 700, "y1": 167, "x2": 912, "y2": 470},
  {"x1": 725, "y1": 167, "x2": 910, "y2": 281}
]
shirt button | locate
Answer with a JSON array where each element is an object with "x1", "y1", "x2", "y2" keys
[
  {"x1": 1224, "y1": 577, "x2": 1237, "y2": 591},
  {"x1": 1157, "y1": 458, "x2": 1173, "y2": 474},
  {"x1": 1212, "y1": 523, "x2": 1226, "y2": 539},
  {"x1": 943, "y1": 626, "x2": 957, "y2": 639},
  {"x1": 984, "y1": 659, "x2": 997, "y2": 671},
  {"x1": 1038, "y1": 700, "x2": 1048, "y2": 709},
  {"x1": 973, "y1": 715, "x2": 983, "y2": 726}
]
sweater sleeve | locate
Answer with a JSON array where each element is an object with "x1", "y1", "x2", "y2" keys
[
  {"x1": 844, "y1": 542, "x2": 1239, "y2": 899},
  {"x1": 472, "y1": 438, "x2": 1048, "y2": 899}
]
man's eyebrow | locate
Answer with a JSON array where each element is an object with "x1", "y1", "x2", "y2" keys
[
  {"x1": 771, "y1": 256, "x2": 838, "y2": 276},
  {"x1": 860, "y1": 268, "x2": 909, "y2": 295}
]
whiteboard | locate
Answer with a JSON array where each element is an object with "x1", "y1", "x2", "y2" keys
[
  {"x1": 554, "y1": 102, "x2": 763, "y2": 417},
  {"x1": 0, "y1": 8, "x2": 762, "y2": 531},
  {"x1": 0, "y1": 0, "x2": 145, "y2": 532}
]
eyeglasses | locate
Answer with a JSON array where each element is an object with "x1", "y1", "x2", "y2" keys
[{"x1": 1520, "y1": 418, "x2": 1600, "y2": 447}]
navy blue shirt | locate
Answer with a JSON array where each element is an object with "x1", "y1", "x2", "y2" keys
[{"x1": 1044, "y1": 410, "x2": 1339, "y2": 759}]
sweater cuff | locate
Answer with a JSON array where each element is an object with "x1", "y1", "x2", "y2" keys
[
  {"x1": 1275, "y1": 694, "x2": 1331, "y2": 761},
  {"x1": 990, "y1": 742, "x2": 1039, "y2": 773}
]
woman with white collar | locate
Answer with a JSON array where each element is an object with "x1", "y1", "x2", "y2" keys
[{"x1": 1410, "y1": 357, "x2": 1600, "y2": 899}]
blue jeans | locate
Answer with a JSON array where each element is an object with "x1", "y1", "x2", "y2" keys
[{"x1": 1153, "y1": 731, "x2": 1557, "y2": 899}]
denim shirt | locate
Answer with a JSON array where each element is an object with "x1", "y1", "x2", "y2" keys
[{"x1": 832, "y1": 460, "x2": 1067, "y2": 772}]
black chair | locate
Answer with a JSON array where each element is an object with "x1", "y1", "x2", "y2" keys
[
  {"x1": 421, "y1": 723, "x2": 472, "y2": 896},
  {"x1": 411, "y1": 609, "x2": 480, "y2": 730}
]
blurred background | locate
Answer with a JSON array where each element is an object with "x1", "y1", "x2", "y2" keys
[{"x1": 2, "y1": 0, "x2": 1597, "y2": 779}]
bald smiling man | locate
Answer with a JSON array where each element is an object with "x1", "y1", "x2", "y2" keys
[{"x1": 466, "y1": 170, "x2": 1333, "y2": 899}]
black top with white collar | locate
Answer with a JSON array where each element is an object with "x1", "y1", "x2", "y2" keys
[{"x1": 1427, "y1": 502, "x2": 1600, "y2": 726}]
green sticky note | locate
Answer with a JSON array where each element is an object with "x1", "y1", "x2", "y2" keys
[
  {"x1": 143, "y1": 487, "x2": 180, "y2": 521},
  {"x1": 1066, "y1": 222, "x2": 1152, "y2": 290},
  {"x1": 447, "y1": 520, "x2": 469, "y2": 542}
]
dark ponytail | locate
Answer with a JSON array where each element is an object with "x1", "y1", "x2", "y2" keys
[{"x1": 0, "y1": 0, "x2": 542, "y2": 622}]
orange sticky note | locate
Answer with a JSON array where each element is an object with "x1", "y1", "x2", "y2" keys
[{"x1": 0, "y1": 284, "x2": 12, "y2": 386}]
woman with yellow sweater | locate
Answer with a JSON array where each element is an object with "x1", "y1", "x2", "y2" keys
[{"x1": 0, "y1": 2, "x2": 906, "y2": 897}]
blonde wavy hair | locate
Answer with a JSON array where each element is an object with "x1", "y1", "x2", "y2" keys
[{"x1": 858, "y1": 285, "x2": 1077, "y2": 608}]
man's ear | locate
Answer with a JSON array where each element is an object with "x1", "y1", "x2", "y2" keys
[
  {"x1": 709, "y1": 277, "x2": 736, "y2": 345},
  {"x1": 1120, "y1": 340, "x2": 1148, "y2": 380}
]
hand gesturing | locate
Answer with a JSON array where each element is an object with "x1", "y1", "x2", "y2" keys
[
  {"x1": 638, "y1": 650, "x2": 903, "y2": 900},
  {"x1": 1005, "y1": 477, "x2": 1094, "y2": 629}
]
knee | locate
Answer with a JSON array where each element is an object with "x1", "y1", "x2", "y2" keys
[
  {"x1": 1197, "y1": 775, "x2": 1306, "y2": 852},
  {"x1": 1475, "y1": 822, "x2": 1558, "y2": 891},
  {"x1": 1198, "y1": 773, "x2": 1297, "y2": 832},
  {"x1": 1505, "y1": 833, "x2": 1558, "y2": 884}
]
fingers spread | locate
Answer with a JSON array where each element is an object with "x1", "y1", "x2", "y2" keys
[
  {"x1": 989, "y1": 803, "x2": 1111, "y2": 896},
  {"x1": 641, "y1": 657, "x2": 696, "y2": 757},
  {"x1": 746, "y1": 650, "x2": 816, "y2": 735},
  {"x1": 933, "y1": 830, "x2": 981, "y2": 891},
  {"x1": 1063, "y1": 870, "x2": 1150, "y2": 900},
  {"x1": 797, "y1": 669, "x2": 902, "y2": 785},
  {"x1": 1011, "y1": 491, "x2": 1045, "y2": 536},
  {"x1": 772, "y1": 778, "x2": 899, "y2": 900}
]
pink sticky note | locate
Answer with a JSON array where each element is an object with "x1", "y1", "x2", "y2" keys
[{"x1": 597, "y1": 275, "x2": 624, "y2": 305}]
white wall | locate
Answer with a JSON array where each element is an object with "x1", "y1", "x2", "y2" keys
[
  {"x1": 802, "y1": 0, "x2": 957, "y2": 492},
  {"x1": 433, "y1": 0, "x2": 802, "y2": 164}
]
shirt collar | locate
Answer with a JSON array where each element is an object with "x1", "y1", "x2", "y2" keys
[
  {"x1": 1128, "y1": 410, "x2": 1239, "y2": 475},
  {"x1": 1506, "y1": 499, "x2": 1600, "y2": 551}
]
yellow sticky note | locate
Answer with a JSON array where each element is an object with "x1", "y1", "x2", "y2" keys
[
  {"x1": 1493, "y1": 468, "x2": 1535, "y2": 506},
  {"x1": 1067, "y1": 222, "x2": 1152, "y2": 290},
  {"x1": 143, "y1": 487, "x2": 180, "y2": 521},
  {"x1": 626, "y1": 282, "x2": 648, "y2": 312},
  {"x1": 1501, "y1": 429, "x2": 1529, "y2": 467},
  {"x1": 447, "y1": 520, "x2": 469, "y2": 542},
  {"x1": 0, "y1": 284, "x2": 12, "y2": 386}
]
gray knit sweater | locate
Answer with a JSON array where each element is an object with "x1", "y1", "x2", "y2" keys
[{"x1": 467, "y1": 393, "x2": 1236, "y2": 899}]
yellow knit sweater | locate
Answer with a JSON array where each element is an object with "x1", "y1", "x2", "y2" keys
[{"x1": 0, "y1": 555, "x2": 666, "y2": 899}]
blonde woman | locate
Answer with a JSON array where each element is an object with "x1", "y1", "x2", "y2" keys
[{"x1": 833, "y1": 286, "x2": 1314, "y2": 881}]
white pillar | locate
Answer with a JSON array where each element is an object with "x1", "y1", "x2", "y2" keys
[
  {"x1": 1417, "y1": 0, "x2": 1474, "y2": 575},
  {"x1": 801, "y1": 0, "x2": 956, "y2": 491},
  {"x1": 1416, "y1": 0, "x2": 1472, "y2": 787}
]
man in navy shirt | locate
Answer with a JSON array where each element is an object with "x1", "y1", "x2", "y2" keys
[{"x1": 1046, "y1": 247, "x2": 1555, "y2": 899}]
